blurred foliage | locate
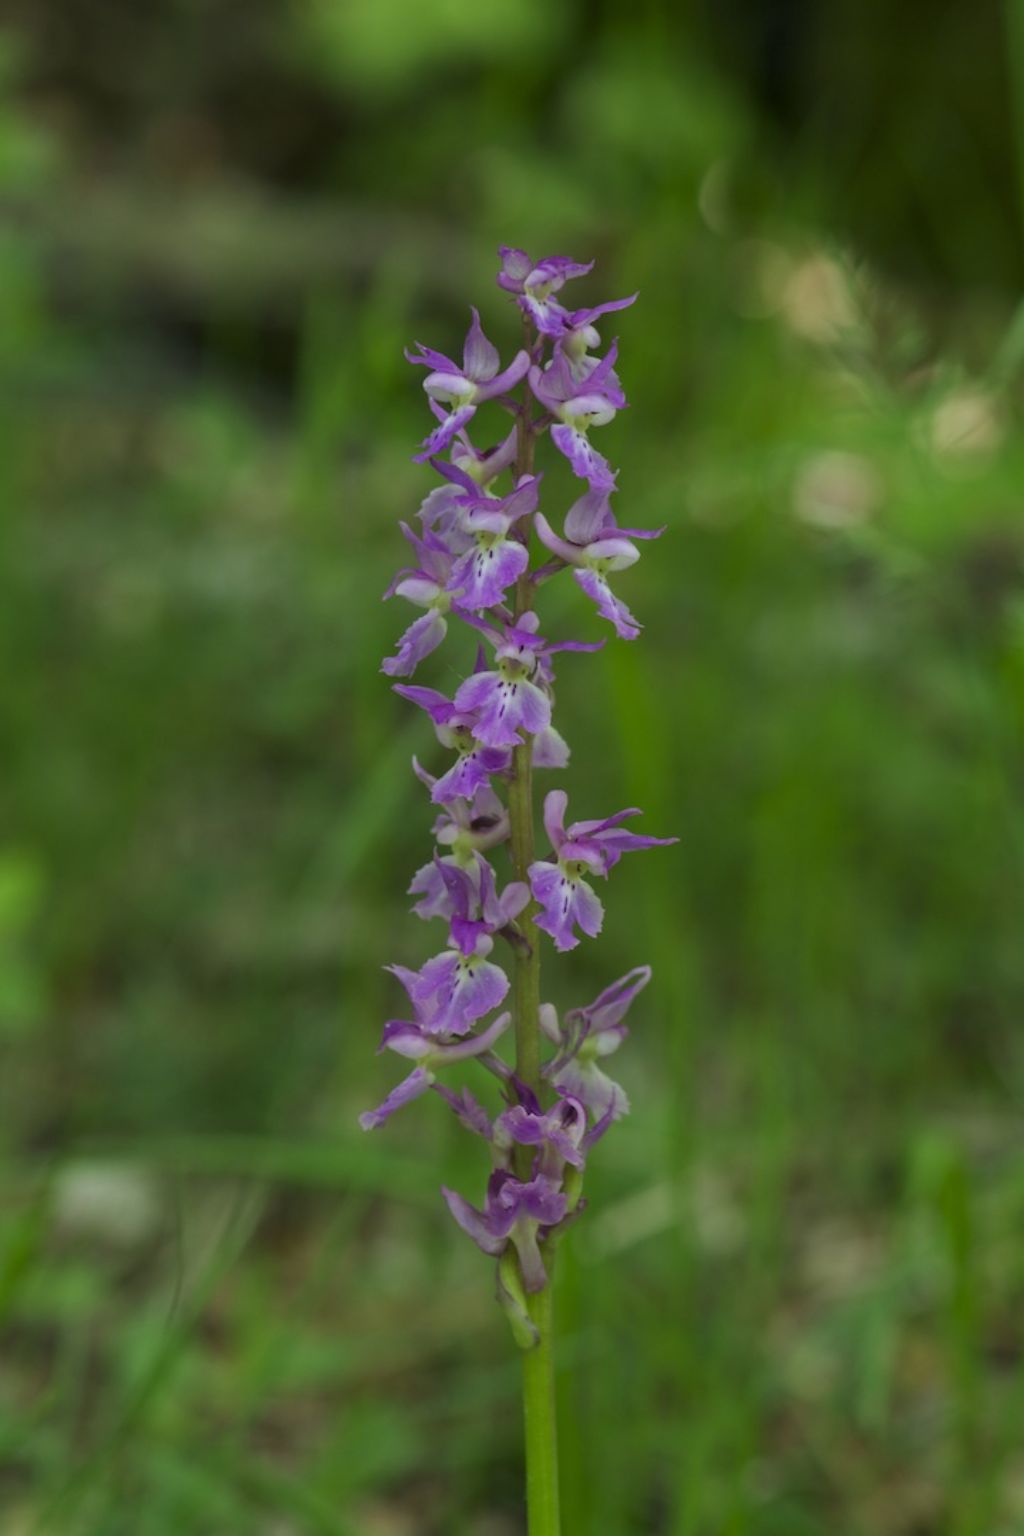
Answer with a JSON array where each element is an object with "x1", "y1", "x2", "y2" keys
[{"x1": 2, "y1": 3, "x2": 1024, "y2": 1533}]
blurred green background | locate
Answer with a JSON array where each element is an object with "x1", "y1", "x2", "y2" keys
[{"x1": 3, "y1": 2, "x2": 1024, "y2": 1532}]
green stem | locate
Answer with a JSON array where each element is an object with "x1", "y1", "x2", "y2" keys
[
  {"x1": 508, "y1": 745, "x2": 561, "y2": 1535},
  {"x1": 521, "y1": 1284, "x2": 561, "y2": 1535},
  {"x1": 507, "y1": 346, "x2": 561, "y2": 1536}
]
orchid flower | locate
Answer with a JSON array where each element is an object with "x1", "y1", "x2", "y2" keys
[
  {"x1": 498, "y1": 247, "x2": 594, "y2": 337},
  {"x1": 407, "y1": 309, "x2": 529, "y2": 461},
  {"x1": 444, "y1": 474, "x2": 540, "y2": 611},
  {"x1": 529, "y1": 790, "x2": 677, "y2": 951},
  {"x1": 443, "y1": 1168, "x2": 568, "y2": 1292},
  {"x1": 529, "y1": 342, "x2": 626, "y2": 490},
  {"x1": 541, "y1": 965, "x2": 652, "y2": 1119},
  {"x1": 393, "y1": 684, "x2": 512, "y2": 803},
  {"x1": 535, "y1": 485, "x2": 664, "y2": 640},
  {"x1": 360, "y1": 1010, "x2": 512, "y2": 1130},
  {"x1": 380, "y1": 523, "x2": 456, "y2": 677}
]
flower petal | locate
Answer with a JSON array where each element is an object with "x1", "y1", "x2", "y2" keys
[
  {"x1": 442, "y1": 1186, "x2": 508, "y2": 1255},
  {"x1": 532, "y1": 725, "x2": 570, "y2": 769},
  {"x1": 409, "y1": 853, "x2": 477, "y2": 922},
  {"x1": 379, "y1": 1020, "x2": 431, "y2": 1059},
  {"x1": 359, "y1": 1066, "x2": 432, "y2": 1130},
  {"x1": 584, "y1": 536, "x2": 640, "y2": 571},
  {"x1": 453, "y1": 669, "x2": 550, "y2": 748},
  {"x1": 405, "y1": 342, "x2": 458, "y2": 373},
  {"x1": 567, "y1": 294, "x2": 638, "y2": 327},
  {"x1": 574, "y1": 567, "x2": 641, "y2": 640},
  {"x1": 539, "y1": 1002, "x2": 561, "y2": 1044},
  {"x1": 584, "y1": 965, "x2": 652, "y2": 1033},
  {"x1": 380, "y1": 609, "x2": 447, "y2": 678},
  {"x1": 499, "y1": 1106, "x2": 585, "y2": 1169},
  {"x1": 529, "y1": 355, "x2": 576, "y2": 411},
  {"x1": 432, "y1": 1084, "x2": 494, "y2": 1138},
  {"x1": 435, "y1": 1009, "x2": 512, "y2": 1062},
  {"x1": 431, "y1": 745, "x2": 510, "y2": 804},
  {"x1": 551, "y1": 424, "x2": 617, "y2": 489},
  {"x1": 392, "y1": 683, "x2": 457, "y2": 725},
  {"x1": 552, "y1": 1057, "x2": 630, "y2": 1121},
  {"x1": 497, "y1": 880, "x2": 530, "y2": 925},
  {"x1": 497, "y1": 245, "x2": 533, "y2": 293},
  {"x1": 533, "y1": 511, "x2": 582, "y2": 567},
  {"x1": 519, "y1": 1174, "x2": 570, "y2": 1225},
  {"x1": 529, "y1": 862, "x2": 605, "y2": 952},
  {"x1": 423, "y1": 371, "x2": 476, "y2": 404},
  {"x1": 413, "y1": 403, "x2": 477, "y2": 463},
  {"x1": 527, "y1": 256, "x2": 594, "y2": 292},
  {"x1": 521, "y1": 295, "x2": 572, "y2": 338},
  {"x1": 462, "y1": 307, "x2": 500, "y2": 382},
  {"x1": 418, "y1": 950, "x2": 510, "y2": 1036},
  {"x1": 448, "y1": 537, "x2": 528, "y2": 611},
  {"x1": 589, "y1": 827, "x2": 679, "y2": 869},
  {"x1": 563, "y1": 486, "x2": 616, "y2": 545},
  {"x1": 475, "y1": 349, "x2": 531, "y2": 400},
  {"x1": 542, "y1": 790, "x2": 568, "y2": 850}
]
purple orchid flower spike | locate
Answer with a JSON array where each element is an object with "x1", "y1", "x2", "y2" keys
[
  {"x1": 529, "y1": 790, "x2": 677, "y2": 951},
  {"x1": 541, "y1": 964, "x2": 652, "y2": 1119},
  {"x1": 443, "y1": 1168, "x2": 568, "y2": 1291},
  {"x1": 406, "y1": 309, "x2": 530, "y2": 461},
  {"x1": 378, "y1": 249, "x2": 675, "y2": 1517},
  {"x1": 360, "y1": 1010, "x2": 512, "y2": 1131},
  {"x1": 380, "y1": 523, "x2": 456, "y2": 677},
  {"x1": 535, "y1": 485, "x2": 665, "y2": 640},
  {"x1": 529, "y1": 342, "x2": 626, "y2": 490},
  {"x1": 497, "y1": 247, "x2": 595, "y2": 337},
  {"x1": 444, "y1": 474, "x2": 540, "y2": 611},
  {"x1": 393, "y1": 685, "x2": 512, "y2": 803}
]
